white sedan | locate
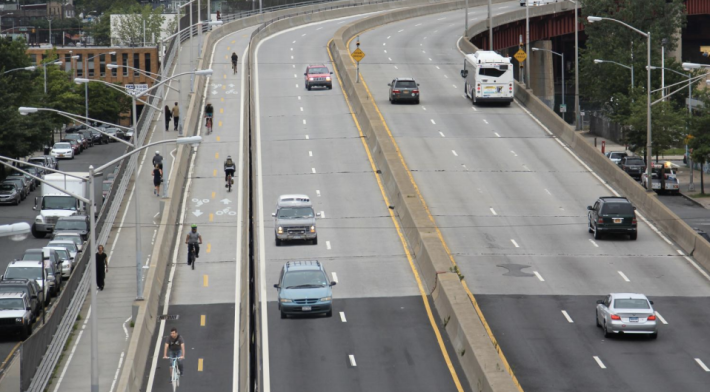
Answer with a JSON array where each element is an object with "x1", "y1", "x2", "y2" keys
[
  {"x1": 596, "y1": 293, "x2": 658, "y2": 339},
  {"x1": 51, "y1": 142, "x2": 74, "y2": 160}
]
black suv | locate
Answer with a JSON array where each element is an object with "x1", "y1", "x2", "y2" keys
[
  {"x1": 0, "y1": 279, "x2": 43, "y2": 322},
  {"x1": 587, "y1": 197, "x2": 637, "y2": 240},
  {"x1": 618, "y1": 156, "x2": 646, "y2": 180},
  {"x1": 0, "y1": 292, "x2": 33, "y2": 339},
  {"x1": 388, "y1": 78, "x2": 420, "y2": 104}
]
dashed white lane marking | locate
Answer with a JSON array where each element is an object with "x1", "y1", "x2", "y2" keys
[
  {"x1": 320, "y1": 211, "x2": 325, "y2": 218},
  {"x1": 430, "y1": 119, "x2": 436, "y2": 125},
  {"x1": 523, "y1": 164, "x2": 530, "y2": 171},
  {"x1": 295, "y1": 83, "x2": 298, "y2": 88},
  {"x1": 294, "y1": 74, "x2": 297, "y2": 78},
  {"x1": 292, "y1": 40, "x2": 296, "y2": 43},
  {"x1": 332, "y1": 272, "x2": 338, "y2": 283},
  {"x1": 415, "y1": 23, "x2": 422, "y2": 26},
  {"x1": 439, "y1": 132, "x2": 445, "y2": 137},
  {"x1": 618, "y1": 271, "x2": 631, "y2": 282},
  {"x1": 511, "y1": 239, "x2": 520, "y2": 248},
  {"x1": 298, "y1": 96, "x2": 301, "y2": 100},
  {"x1": 326, "y1": 241, "x2": 331, "y2": 250},
  {"x1": 291, "y1": 55, "x2": 294, "y2": 59},
  {"x1": 429, "y1": 58, "x2": 433, "y2": 61},
  {"x1": 316, "y1": 190, "x2": 321, "y2": 197},
  {"x1": 545, "y1": 188, "x2": 552, "y2": 195},
  {"x1": 383, "y1": 42, "x2": 386, "y2": 46},
  {"x1": 316, "y1": 27, "x2": 323, "y2": 30},
  {"x1": 311, "y1": 168, "x2": 316, "y2": 174},
  {"x1": 561, "y1": 310, "x2": 574, "y2": 323},
  {"x1": 452, "y1": 84, "x2": 456, "y2": 88},
  {"x1": 340, "y1": 312, "x2": 347, "y2": 322},
  {"x1": 655, "y1": 311, "x2": 668, "y2": 325},
  {"x1": 696, "y1": 358, "x2": 710, "y2": 372},
  {"x1": 436, "y1": 66, "x2": 440, "y2": 69},
  {"x1": 511, "y1": 150, "x2": 517, "y2": 157},
  {"x1": 423, "y1": 50, "x2": 426, "y2": 54},
  {"x1": 303, "y1": 119, "x2": 306, "y2": 125},
  {"x1": 437, "y1": 17, "x2": 446, "y2": 20},
  {"x1": 290, "y1": 48, "x2": 293, "y2": 51},
  {"x1": 451, "y1": 150, "x2": 458, "y2": 157},
  {"x1": 593, "y1": 356, "x2": 607, "y2": 369},
  {"x1": 472, "y1": 106, "x2": 477, "y2": 111},
  {"x1": 292, "y1": 65, "x2": 295, "y2": 68},
  {"x1": 490, "y1": 208, "x2": 497, "y2": 215},
  {"x1": 533, "y1": 271, "x2": 545, "y2": 282},
  {"x1": 305, "y1": 135, "x2": 309, "y2": 139},
  {"x1": 495, "y1": 132, "x2": 501, "y2": 137},
  {"x1": 309, "y1": 151, "x2": 313, "y2": 157},
  {"x1": 589, "y1": 239, "x2": 599, "y2": 248},
  {"x1": 349, "y1": 355, "x2": 357, "y2": 367},
  {"x1": 301, "y1": 33, "x2": 306, "y2": 36},
  {"x1": 388, "y1": 57, "x2": 392, "y2": 61},
  {"x1": 422, "y1": 106, "x2": 427, "y2": 111},
  {"x1": 483, "y1": 119, "x2": 489, "y2": 124},
  {"x1": 300, "y1": 107, "x2": 303, "y2": 111},
  {"x1": 398, "y1": 29, "x2": 404, "y2": 32},
  {"x1": 387, "y1": 35, "x2": 391, "y2": 39},
  {"x1": 384, "y1": 50, "x2": 387, "y2": 53},
  {"x1": 394, "y1": 66, "x2": 398, "y2": 69}
]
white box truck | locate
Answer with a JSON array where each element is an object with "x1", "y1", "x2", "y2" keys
[{"x1": 32, "y1": 172, "x2": 89, "y2": 239}]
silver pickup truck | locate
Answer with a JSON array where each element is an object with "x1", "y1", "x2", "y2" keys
[
  {"x1": 641, "y1": 165, "x2": 680, "y2": 194},
  {"x1": 272, "y1": 194, "x2": 320, "y2": 246}
]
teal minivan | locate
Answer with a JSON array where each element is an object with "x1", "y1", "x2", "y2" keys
[{"x1": 274, "y1": 260, "x2": 335, "y2": 318}]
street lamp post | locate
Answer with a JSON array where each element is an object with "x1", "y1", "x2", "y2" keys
[
  {"x1": 525, "y1": 2, "x2": 530, "y2": 89},
  {"x1": 588, "y1": 16, "x2": 652, "y2": 191},
  {"x1": 594, "y1": 59, "x2": 634, "y2": 89},
  {"x1": 3, "y1": 66, "x2": 37, "y2": 75},
  {"x1": 19, "y1": 107, "x2": 133, "y2": 146},
  {"x1": 40, "y1": 60, "x2": 63, "y2": 94},
  {"x1": 533, "y1": 48, "x2": 565, "y2": 120}
]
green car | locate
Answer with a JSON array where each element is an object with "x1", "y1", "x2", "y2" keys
[{"x1": 587, "y1": 197, "x2": 637, "y2": 240}]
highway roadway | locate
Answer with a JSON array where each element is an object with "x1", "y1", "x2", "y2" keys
[
  {"x1": 352, "y1": 4, "x2": 710, "y2": 392},
  {"x1": 254, "y1": 12, "x2": 471, "y2": 392}
]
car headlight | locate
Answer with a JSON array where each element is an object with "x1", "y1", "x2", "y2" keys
[
  {"x1": 320, "y1": 296, "x2": 332, "y2": 302},
  {"x1": 279, "y1": 298, "x2": 292, "y2": 303},
  {"x1": 16, "y1": 318, "x2": 23, "y2": 323},
  {"x1": 35, "y1": 217, "x2": 44, "y2": 223},
  {"x1": 277, "y1": 227, "x2": 283, "y2": 234},
  {"x1": 47, "y1": 276, "x2": 55, "y2": 282},
  {"x1": 326, "y1": 77, "x2": 331, "y2": 81},
  {"x1": 310, "y1": 225, "x2": 315, "y2": 233},
  {"x1": 308, "y1": 77, "x2": 314, "y2": 81}
]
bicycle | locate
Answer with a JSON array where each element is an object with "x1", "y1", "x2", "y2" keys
[
  {"x1": 205, "y1": 116, "x2": 213, "y2": 134},
  {"x1": 226, "y1": 173, "x2": 232, "y2": 192},
  {"x1": 187, "y1": 245, "x2": 196, "y2": 270},
  {"x1": 168, "y1": 356, "x2": 180, "y2": 391},
  {"x1": 232, "y1": 61, "x2": 237, "y2": 74}
]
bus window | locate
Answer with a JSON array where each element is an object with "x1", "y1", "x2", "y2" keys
[{"x1": 479, "y1": 68, "x2": 507, "y2": 77}]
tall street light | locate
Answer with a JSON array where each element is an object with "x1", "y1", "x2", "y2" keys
[
  {"x1": 570, "y1": 0, "x2": 580, "y2": 130},
  {"x1": 533, "y1": 47, "x2": 565, "y2": 120},
  {"x1": 3, "y1": 66, "x2": 37, "y2": 75},
  {"x1": 74, "y1": 69, "x2": 212, "y2": 300},
  {"x1": 18, "y1": 106, "x2": 134, "y2": 146},
  {"x1": 82, "y1": 51, "x2": 116, "y2": 121},
  {"x1": 0, "y1": 222, "x2": 31, "y2": 241},
  {"x1": 39, "y1": 59, "x2": 63, "y2": 94},
  {"x1": 588, "y1": 16, "x2": 652, "y2": 191},
  {"x1": 594, "y1": 59, "x2": 634, "y2": 88}
]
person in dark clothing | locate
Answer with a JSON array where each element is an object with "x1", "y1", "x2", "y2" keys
[
  {"x1": 164, "y1": 105, "x2": 172, "y2": 131},
  {"x1": 153, "y1": 164, "x2": 163, "y2": 196},
  {"x1": 96, "y1": 245, "x2": 108, "y2": 290},
  {"x1": 231, "y1": 52, "x2": 238, "y2": 74},
  {"x1": 163, "y1": 328, "x2": 185, "y2": 377},
  {"x1": 153, "y1": 151, "x2": 164, "y2": 170}
]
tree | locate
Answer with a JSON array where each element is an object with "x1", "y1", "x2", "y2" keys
[
  {"x1": 689, "y1": 92, "x2": 710, "y2": 194},
  {"x1": 114, "y1": 4, "x2": 166, "y2": 46},
  {"x1": 84, "y1": 83, "x2": 132, "y2": 124},
  {"x1": 625, "y1": 96, "x2": 686, "y2": 163}
]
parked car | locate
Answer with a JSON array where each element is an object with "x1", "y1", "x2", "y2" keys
[
  {"x1": 123, "y1": 129, "x2": 134, "y2": 141},
  {"x1": 104, "y1": 128, "x2": 122, "y2": 142},
  {"x1": 694, "y1": 227, "x2": 710, "y2": 243},
  {"x1": 7, "y1": 170, "x2": 36, "y2": 192},
  {"x1": 79, "y1": 130, "x2": 95, "y2": 147},
  {"x1": 388, "y1": 77, "x2": 420, "y2": 104},
  {"x1": 1, "y1": 260, "x2": 49, "y2": 305},
  {"x1": 0, "y1": 183, "x2": 21, "y2": 205},
  {"x1": 47, "y1": 240, "x2": 79, "y2": 260},
  {"x1": 45, "y1": 246, "x2": 73, "y2": 277},
  {"x1": 20, "y1": 166, "x2": 43, "y2": 188},
  {"x1": 90, "y1": 129, "x2": 109, "y2": 145},
  {"x1": 596, "y1": 293, "x2": 658, "y2": 339},
  {"x1": 641, "y1": 165, "x2": 680, "y2": 194},
  {"x1": 2, "y1": 178, "x2": 29, "y2": 200},
  {"x1": 53, "y1": 216, "x2": 89, "y2": 242},
  {"x1": 587, "y1": 196, "x2": 637, "y2": 240},
  {"x1": 31, "y1": 155, "x2": 58, "y2": 170},
  {"x1": 618, "y1": 156, "x2": 646, "y2": 180},
  {"x1": 61, "y1": 139, "x2": 82, "y2": 155},
  {"x1": 0, "y1": 292, "x2": 34, "y2": 339},
  {"x1": 274, "y1": 260, "x2": 335, "y2": 318},
  {"x1": 63, "y1": 134, "x2": 87, "y2": 152},
  {"x1": 0, "y1": 279, "x2": 44, "y2": 321},
  {"x1": 102, "y1": 180, "x2": 113, "y2": 202},
  {"x1": 21, "y1": 249, "x2": 62, "y2": 297},
  {"x1": 605, "y1": 151, "x2": 628, "y2": 165},
  {"x1": 51, "y1": 142, "x2": 74, "y2": 160},
  {"x1": 303, "y1": 64, "x2": 333, "y2": 90},
  {"x1": 52, "y1": 232, "x2": 85, "y2": 252}
]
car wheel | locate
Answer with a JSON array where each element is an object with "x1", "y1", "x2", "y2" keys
[
  {"x1": 20, "y1": 325, "x2": 29, "y2": 340},
  {"x1": 593, "y1": 226, "x2": 602, "y2": 240},
  {"x1": 275, "y1": 237, "x2": 281, "y2": 246},
  {"x1": 603, "y1": 322, "x2": 612, "y2": 338},
  {"x1": 31, "y1": 225, "x2": 45, "y2": 239},
  {"x1": 595, "y1": 310, "x2": 601, "y2": 327},
  {"x1": 280, "y1": 311, "x2": 286, "y2": 319},
  {"x1": 13, "y1": 197, "x2": 19, "y2": 206},
  {"x1": 325, "y1": 309, "x2": 332, "y2": 317},
  {"x1": 630, "y1": 232, "x2": 637, "y2": 240},
  {"x1": 588, "y1": 218, "x2": 593, "y2": 233},
  {"x1": 327, "y1": 84, "x2": 332, "y2": 90},
  {"x1": 650, "y1": 332, "x2": 658, "y2": 340},
  {"x1": 415, "y1": 99, "x2": 420, "y2": 104},
  {"x1": 306, "y1": 83, "x2": 311, "y2": 91},
  {"x1": 312, "y1": 237, "x2": 318, "y2": 245}
]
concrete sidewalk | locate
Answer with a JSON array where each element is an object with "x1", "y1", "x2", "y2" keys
[
  {"x1": 48, "y1": 36, "x2": 201, "y2": 392},
  {"x1": 579, "y1": 131, "x2": 710, "y2": 209}
]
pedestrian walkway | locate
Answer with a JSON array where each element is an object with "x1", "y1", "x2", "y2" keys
[
  {"x1": 579, "y1": 131, "x2": 710, "y2": 209},
  {"x1": 48, "y1": 35, "x2": 202, "y2": 392}
]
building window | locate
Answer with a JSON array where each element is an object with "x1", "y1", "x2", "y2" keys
[
  {"x1": 64, "y1": 54, "x2": 71, "y2": 72},
  {"x1": 88, "y1": 53, "x2": 94, "y2": 77},
  {"x1": 30, "y1": 54, "x2": 37, "y2": 64},
  {"x1": 99, "y1": 54, "x2": 105, "y2": 77},
  {"x1": 133, "y1": 53, "x2": 140, "y2": 76},
  {"x1": 111, "y1": 53, "x2": 117, "y2": 77},
  {"x1": 122, "y1": 53, "x2": 128, "y2": 76},
  {"x1": 76, "y1": 54, "x2": 83, "y2": 77},
  {"x1": 144, "y1": 53, "x2": 151, "y2": 76}
]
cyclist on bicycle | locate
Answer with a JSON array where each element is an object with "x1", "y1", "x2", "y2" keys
[
  {"x1": 204, "y1": 103, "x2": 214, "y2": 128},
  {"x1": 185, "y1": 224, "x2": 202, "y2": 262},
  {"x1": 163, "y1": 327, "x2": 185, "y2": 378},
  {"x1": 231, "y1": 52, "x2": 238, "y2": 72},
  {"x1": 224, "y1": 155, "x2": 236, "y2": 188}
]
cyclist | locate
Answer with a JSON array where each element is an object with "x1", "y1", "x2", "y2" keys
[
  {"x1": 185, "y1": 224, "x2": 202, "y2": 263},
  {"x1": 231, "y1": 52, "x2": 238, "y2": 74},
  {"x1": 204, "y1": 103, "x2": 214, "y2": 130},
  {"x1": 163, "y1": 327, "x2": 185, "y2": 378},
  {"x1": 224, "y1": 155, "x2": 236, "y2": 188}
]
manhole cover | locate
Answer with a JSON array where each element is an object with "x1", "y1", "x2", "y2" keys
[
  {"x1": 497, "y1": 264, "x2": 534, "y2": 277},
  {"x1": 159, "y1": 315, "x2": 179, "y2": 320}
]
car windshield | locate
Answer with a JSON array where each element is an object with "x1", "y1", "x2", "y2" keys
[
  {"x1": 65, "y1": 135, "x2": 80, "y2": 140},
  {"x1": 479, "y1": 67, "x2": 507, "y2": 77},
  {"x1": 308, "y1": 67, "x2": 328, "y2": 74},
  {"x1": 22, "y1": 253, "x2": 42, "y2": 262},
  {"x1": 625, "y1": 159, "x2": 644, "y2": 165},
  {"x1": 614, "y1": 298, "x2": 650, "y2": 309},
  {"x1": 50, "y1": 242, "x2": 77, "y2": 252},
  {"x1": 5, "y1": 267, "x2": 42, "y2": 280},
  {"x1": 4, "y1": 179, "x2": 22, "y2": 187},
  {"x1": 0, "y1": 184, "x2": 14, "y2": 192},
  {"x1": 52, "y1": 249, "x2": 69, "y2": 259},
  {"x1": 283, "y1": 270, "x2": 328, "y2": 288},
  {"x1": 0, "y1": 286, "x2": 29, "y2": 296},
  {"x1": 103, "y1": 183, "x2": 112, "y2": 191},
  {"x1": 277, "y1": 207, "x2": 315, "y2": 219},
  {"x1": 42, "y1": 196, "x2": 76, "y2": 210},
  {"x1": 55, "y1": 220, "x2": 86, "y2": 230},
  {"x1": 601, "y1": 203, "x2": 634, "y2": 215},
  {"x1": 0, "y1": 299, "x2": 24, "y2": 310},
  {"x1": 106, "y1": 129, "x2": 117, "y2": 134},
  {"x1": 395, "y1": 81, "x2": 417, "y2": 88},
  {"x1": 54, "y1": 235, "x2": 80, "y2": 245},
  {"x1": 610, "y1": 153, "x2": 627, "y2": 158},
  {"x1": 54, "y1": 143, "x2": 71, "y2": 149}
]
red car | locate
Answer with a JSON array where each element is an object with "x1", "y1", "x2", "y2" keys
[
  {"x1": 304, "y1": 65, "x2": 333, "y2": 90},
  {"x1": 61, "y1": 139, "x2": 81, "y2": 155}
]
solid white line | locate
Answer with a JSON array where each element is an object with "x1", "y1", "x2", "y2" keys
[
  {"x1": 655, "y1": 311, "x2": 668, "y2": 325},
  {"x1": 108, "y1": 351, "x2": 125, "y2": 392},
  {"x1": 618, "y1": 271, "x2": 631, "y2": 282},
  {"x1": 452, "y1": 150, "x2": 458, "y2": 157},
  {"x1": 332, "y1": 272, "x2": 338, "y2": 283},
  {"x1": 695, "y1": 358, "x2": 710, "y2": 372},
  {"x1": 122, "y1": 316, "x2": 131, "y2": 340},
  {"x1": 511, "y1": 239, "x2": 519, "y2": 248},
  {"x1": 326, "y1": 240, "x2": 331, "y2": 250},
  {"x1": 52, "y1": 308, "x2": 91, "y2": 392},
  {"x1": 430, "y1": 119, "x2": 436, "y2": 125},
  {"x1": 533, "y1": 271, "x2": 545, "y2": 282},
  {"x1": 593, "y1": 356, "x2": 607, "y2": 369},
  {"x1": 340, "y1": 312, "x2": 347, "y2": 322},
  {"x1": 561, "y1": 310, "x2": 574, "y2": 323},
  {"x1": 349, "y1": 355, "x2": 357, "y2": 367},
  {"x1": 490, "y1": 208, "x2": 497, "y2": 216},
  {"x1": 589, "y1": 239, "x2": 599, "y2": 247},
  {"x1": 439, "y1": 132, "x2": 445, "y2": 137}
]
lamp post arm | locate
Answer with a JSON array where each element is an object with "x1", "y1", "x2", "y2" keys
[
  {"x1": 95, "y1": 138, "x2": 193, "y2": 173},
  {"x1": 600, "y1": 60, "x2": 632, "y2": 71},
  {"x1": 30, "y1": 108, "x2": 134, "y2": 147},
  {"x1": 139, "y1": 71, "x2": 205, "y2": 97},
  {"x1": 602, "y1": 17, "x2": 648, "y2": 37},
  {"x1": 650, "y1": 72, "x2": 707, "y2": 94},
  {"x1": 0, "y1": 159, "x2": 89, "y2": 203},
  {"x1": 652, "y1": 76, "x2": 708, "y2": 105},
  {"x1": 0, "y1": 156, "x2": 86, "y2": 179}
]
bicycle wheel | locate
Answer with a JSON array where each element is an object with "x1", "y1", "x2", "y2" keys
[
  {"x1": 191, "y1": 253, "x2": 195, "y2": 270},
  {"x1": 228, "y1": 175, "x2": 232, "y2": 192}
]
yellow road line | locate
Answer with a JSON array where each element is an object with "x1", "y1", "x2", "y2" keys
[
  {"x1": 222, "y1": 85, "x2": 226, "y2": 90},
  {"x1": 227, "y1": 46, "x2": 230, "y2": 50},
  {"x1": 209, "y1": 213, "x2": 214, "y2": 222},
  {"x1": 215, "y1": 152, "x2": 219, "y2": 159},
  {"x1": 223, "y1": 74, "x2": 226, "y2": 79},
  {"x1": 328, "y1": 40, "x2": 463, "y2": 392},
  {"x1": 231, "y1": 40, "x2": 235, "y2": 43},
  {"x1": 213, "y1": 169, "x2": 217, "y2": 177},
  {"x1": 203, "y1": 275, "x2": 209, "y2": 287},
  {"x1": 218, "y1": 121, "x2": 223, "y2": 127},
  {"x1": 207, "y1": 243, "x2": 211, "y2": 253},
  {"x1": 0, "y1": 342, "x2": 21, "y2": 368},
  {"x1": 217, "y1": 136, "x2": 221, "y2": 141},
  {"x1": 200, "y1": 315, "x2": 206, "y2": 326},
  {"x1": 220, "y1": 97, "x2": 225, "y2": 102},
  {"x1": 341, "y1": 35, "x2": 523, "y2": 391},
  {"x1": 198, "y1": 358, "x2": 204, "y2": 371},
  {"x1": 211, "y1": 192, "x2": 215, "y2": 199},
  {"x1": 220, "y1": 108, "x2": 224, "y2": 114}
]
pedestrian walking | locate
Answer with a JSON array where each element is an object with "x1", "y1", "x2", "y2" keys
[
  {"x1": 153, "y1": 151, "x2": 164, "y2": 170},
  {"x1": 164, "y1": 105, "x2": 172, "y2": 131},
  {"x1": 171, "y1": 102, "x2": 180, "y2": 131},
  {"x1": 96, "y1": 245, "x2": 108, "y2": 290},
  {"x1": 153, "y1": 164, "x2": 163, "y2": 196}
]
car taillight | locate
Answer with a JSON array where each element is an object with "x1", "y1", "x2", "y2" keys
[
  {"x1": 477, "y1": 84, "x2": 481, "y2": 91},
  {"x1": 610, "y1": 314, "x2": 621, "y2": 320},
  {"x1": 412, "y1": 90, "x2": 419, "y2": 94},
  {"x1": 598, "y1": 218, "x2": 604, "y2": 224},
  {"x1": 632, "y1": 218, "x2": 637, "y2": 225},
  {"x1": 392, "y1": 90, "x2": 400, "y2": 93},
  {"x1": 647, "y1": 314, "x2": 656, "y2": 321}
]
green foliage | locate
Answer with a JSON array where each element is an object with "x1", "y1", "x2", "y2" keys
[
  {"x1": 689, "y1": 91, "x2": 710, "y2": 194},
  {"x1": 84, "y1": 83, "x2": 132, "y2": 124},
  {"x1": 114, "y1": 4, "x2": 166, "y2": 46},
  {"x1": 625, "y1": 97, "x2": 686, "y2": 161}
]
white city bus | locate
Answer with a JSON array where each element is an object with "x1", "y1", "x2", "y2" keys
[{"x1": 460, "y1": 51, "x2": 514, "y2": 105}]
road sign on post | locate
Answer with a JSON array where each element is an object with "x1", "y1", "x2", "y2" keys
[
  {"x1": 125, "y1": 84, "x2": 149, "y2": 96},
  {"x1": 514, "y1": 49, "x2": 527, "y2": 63},
  {"x1": 560, "y1": 104, "x2": 567, "y2": 113},
  {"x1": 351, "y1": 48, "x2": 365, "y2": 62}
]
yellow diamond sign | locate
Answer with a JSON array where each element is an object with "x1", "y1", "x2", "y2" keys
[
  {"x1": 351, "y1": 48, "x2": 366, "y2": 62},
  {"x1": 514, "y1": 49, "x2": 527, "y2": 63}
]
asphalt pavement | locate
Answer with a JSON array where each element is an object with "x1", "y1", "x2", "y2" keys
[{"x1": 353, "y1": 4, "x2": 710, "y2": 391}]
